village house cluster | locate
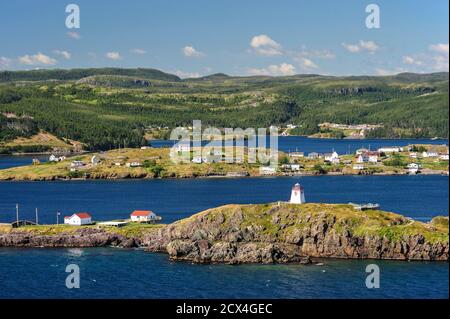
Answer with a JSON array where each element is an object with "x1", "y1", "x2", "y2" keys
[
  {"x1": 64, "y1": 210, "x2": 161, "y2": 226},
  {"x1": 285, "y1": 144, "x2": 449, "y2": 175}
]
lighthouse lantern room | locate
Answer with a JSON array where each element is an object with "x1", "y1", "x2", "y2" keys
[{"x1": 290, "y1": 183, "x2": 306, "y2": 204}]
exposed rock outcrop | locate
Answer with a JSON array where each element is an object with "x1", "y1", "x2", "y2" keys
[
  {"x1": 0, "y1": 227, "x2": 137, "y2": 248},
  {"x1": 144, "y1": 203, "x2": 449, "y2": 264},
  {"x1": 1, "y1": 203, "x2": 448, "y2": 265}
]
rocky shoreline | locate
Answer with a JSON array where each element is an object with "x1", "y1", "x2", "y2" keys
[
  {"x1": 0, "y1": 203, "x2": 448, "y2": 264},
  {"x1": 0, "y1": 169, "x2": 447, "y2": 181}
]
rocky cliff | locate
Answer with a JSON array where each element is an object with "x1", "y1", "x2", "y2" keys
[
  {"x1": 143, "y1": 203, "x2": 449, "y2": 264},
  {"x1": 0, "y1": 203, "x2": 448, "y2": 264},
  {"x1": 0, "y1": 227, "x2": 139, "y2": 248}
]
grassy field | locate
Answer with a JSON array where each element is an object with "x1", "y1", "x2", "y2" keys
[{"x1": 0, "y1": 222, "x2": 163, "y2": 239}]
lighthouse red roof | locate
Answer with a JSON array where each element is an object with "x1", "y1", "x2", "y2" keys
[{"x1": 131, "y1": 210, "x2": 154, "y2": 217}]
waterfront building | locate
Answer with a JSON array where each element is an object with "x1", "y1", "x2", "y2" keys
[
  {"x1": 288, "y1": 152, "x2": 305, "y2": 158},
  {"x1": 307, "y1": 152, "x2": 320, "y2": 160},
  {"x1": 378, "y1": 147, "x2": 402, "y2": 153},
  {"x1": 289, "y1": 183, "x2": 306, "y2": 204},
  {"x1": 260, "y1": 166, "x2": 277, "y2": 175},
  {"x1": 130, "y1": 210, "x2": 157, "y2": 222},
  {"x1": 64, "y1": 212, "x2": 92, "y2": 226},
  {"x1": 422, "y1": 151, "x2": 439, "y2": 158},
  {"x1": 126, "y1": 162, "x2": 142, "y2": 167},
  {"x1": 324, "y1": 151, "x2": 340, "y2": 164}
]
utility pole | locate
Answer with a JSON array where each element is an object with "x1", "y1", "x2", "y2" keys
[
  {"x1": 16, "y1": 204, "x2": 19, "y2": 225},
  {"x1": 35, "y1": 208, "x2": 39, "y2": 225},
  {"x1": 56, "y1": 211, "x2": 60, "y2": 225}
]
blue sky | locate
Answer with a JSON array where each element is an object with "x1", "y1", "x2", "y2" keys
[{"x1": 0, "y1": 0, "x2": 448, "y2": 77}]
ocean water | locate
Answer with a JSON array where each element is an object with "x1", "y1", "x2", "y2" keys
[
  {"x1": 0, "y1": 175, "x2": 448, "y2": 224},
  {"x1": 0, "y1": 154, "x2": 48, "y2": 169},
  {"x1": 0, "y1": 162, "x2": 448, "y2": 299},
  {"x1": 0, "y1": 248, "x2": 447, "y2": 299},
  {"x1": 150, "y1": 136, "x2": 448, "y2": 155}
]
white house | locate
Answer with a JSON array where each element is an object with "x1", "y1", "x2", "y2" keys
[
  {"x1": 366, "y1": 151, "x2": 379, "y2": 163},
  {"x1": 378, "y1": 147, "x2": 402, "y2": 153},
  {"x1": 260, "y1": 166, "x2": 277, "y2": 175},
  {"x1": 439, "y1": 154, "x2": 449, "y2": 160},
  {"x1": 126, "y1": 162, "x2": 142, "y2": 167},
  {"x1": 176, "y1": 143, "x2": 190, "y2": 152},
  {"x1": 192, "y1": 156, "x2": 203, "y2": 164},
  {"x1": 64, "y1": 212, "x2": 92, "y2": 226},
  {"x1": 49, "y1": 154, "x2": 66, "y2": 162},
  {"x1": 422, "y1": 151, "x2": 439, "y2": 158},
  {"x1": 289, "y1": 183, "x2": 306, "y2": 204},
  {"x1": 282, "y1": 164, "x2": 301, "y2": 171},
  {"x1": 324, "y1": 151, "x2": 340, "y2": 164},
  {"x1": 288, "y1": 152, "x2": 304, "y2": 158},
  {"x1": 307, "y1": 152, "x2": 320, "y2": 160},
  {"x1": 407, "y1": 163, "x2": 421, "y2": 169},
  {"x1": 91, "y1": 155, "x2": 100, "y2": 165},
  {"x1": 130, "y1": 210, "x2": 156, "y2": 222},
  {"x1": 409, "y1": 152, "x2": 418, "y2": 159},
  {"x1": 356, "y1": 148, "x2": 369, "y2": 155},
  {"x1": 356, "y1": 151, "x2": 378, "y2": 164},
  {"x1": 70, "y1": 160, "x2": 84, "y2": 168},
  {"x1": 356, "y1": 154, "x2": 368, "y2": 163}
]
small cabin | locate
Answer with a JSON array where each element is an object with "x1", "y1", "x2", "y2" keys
[
  {"x1": 130, "y1": 210, "x2": 156, "y2": 222},
  {"x1": 64, "y1": 212, "x2": 92, "y2": 226}
]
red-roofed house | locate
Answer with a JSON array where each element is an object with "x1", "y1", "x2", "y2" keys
[
  {"x1": 130, "y1": 210, "x2": 156, "y2": 222},
  {"x1": 64, "y1": 212, "x2": 92, "y2": 226}
]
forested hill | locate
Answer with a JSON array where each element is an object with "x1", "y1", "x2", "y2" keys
[
  {"x1": 0, "y1": 68, "x2": 181, "y2": 83},
  {"x1": 0, "y1": 68, "x2": 448, "y2": 151}
]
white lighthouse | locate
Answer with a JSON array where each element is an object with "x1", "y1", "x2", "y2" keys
[{"x1": 290, "y1": 183, "x2": 306, "y2": 204}]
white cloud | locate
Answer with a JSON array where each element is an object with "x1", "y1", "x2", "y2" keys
[
  {"x1": 402, "y1": 55, "x2": 423, "y2": 66},
  {"x1": 106, "y1": 52, "x2": 122, "y2": 60},
  {"x1": 53, "y1": 50, "x2": 71, "y2": 59},
  {"x1": 359, "y1": 40, "x2": 379, "y2": 53},
  {"x1": 18, "y1": 53, "x2": 57, "y2": 65},
  {"x1": 130, "y1": 48, "x2": 146, "y2": 54},
  {"x1": 342, "y1": 40, "x2": 379, "y2": 53},
  {"x1": 0, "y1": 56, "x2": 12, "y2": 69},
  {"x1": 67, "y1": 31, "x2": 81, "y2": 40},
  {"x1": 429, "y1": 43, "x2": 449, "y2": 55},
  {"x1": 182, "y1": 46, "x2": 205, "y2": 58},
  {"x1": 341, "y1": 43, "x2": 361, "y2": 53},
  {"x1": 375, "y1": 67, "x2": 406, "y2": 76},
  {"x1": 173, "y1": 70, "x2": 202, "y2": 78},
  {"x1": 295, "y1": 57, "x2": 318, "y2": 70},
  {"x1": 432, "y1": 55, "x2": 449, "y2": 71},
  {"x1": 250, "y1": 34, "x2": 282, "y2": 56},
  {"x1": 247, "y1": 63, "x2": 296, "y2": 76}
]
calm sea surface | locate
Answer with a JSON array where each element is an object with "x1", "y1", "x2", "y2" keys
[{"x1": 0, "y1": 138, "x2": 448, "y2": 299}]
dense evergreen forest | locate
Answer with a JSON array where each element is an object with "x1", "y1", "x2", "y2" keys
[{"x1": 0, "y1": 68, "x2": 448, "y2": 150}]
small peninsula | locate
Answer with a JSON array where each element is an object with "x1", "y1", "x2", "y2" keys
[
  {"x1": 1, "y1": 203, "x2": 448, "y2": 264},
  {"x1": 0, "y1": 144, "x2": 448, "y2": 181}
]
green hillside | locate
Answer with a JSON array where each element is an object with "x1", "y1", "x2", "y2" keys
[{"x1": 0, "y1": 68, "x2": 448, "y2": 151}]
